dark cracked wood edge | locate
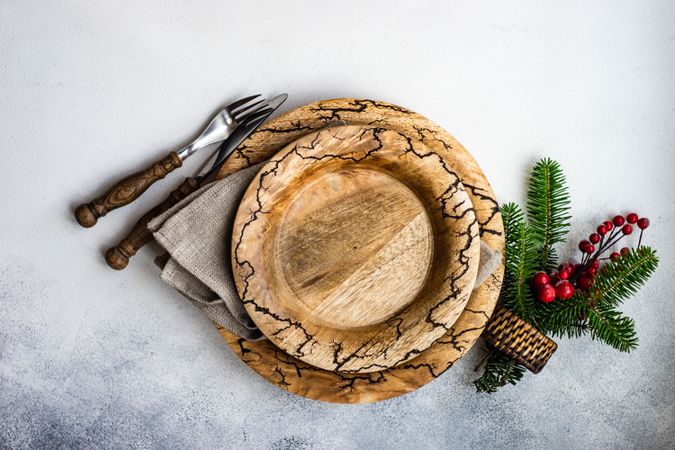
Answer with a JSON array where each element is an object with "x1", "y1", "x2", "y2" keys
[
  {"x1": 231, "y1": 126, "x2": 480, "y2": 373},
  {"x1": 214, "y1": 98, "x2": 505, "y2": 403}
]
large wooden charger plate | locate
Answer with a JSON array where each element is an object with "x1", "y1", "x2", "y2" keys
[
  {"x1": 215, "y1": 99, "x2": 505, "y2": 403},
  {"x1": 232, "y1": 125, "x2": 480, "y2": 373}
]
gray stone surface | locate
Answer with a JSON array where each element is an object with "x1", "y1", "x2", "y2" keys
[{"x1": 1, "y1": 1, "x2": 674, "y2": 449}]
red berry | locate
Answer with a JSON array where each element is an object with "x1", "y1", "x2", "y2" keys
[
  {"x1": 627, "y1": 213, "x2": 638, "y2": 224},
  {"x1": 568, "y1": 266, "x2": 577, "y2": 276},
  {"x1": 585, "y1": 244, "x2": 595, "y2": 254},
  {"x1": 559, "y1": 269, "x2": 570, "y2": 280},
  {"x1": 613, "y1": 215, "x2": 625, "y2": 227},
  {"x1": 621, "y1": 247, "x2": 630, "y2": 256},
  {"x1": 589, "y1": 233, "x2": 601, "y2": 244},
  {"x1": 591, "y1": 259, "x2": 600, "y2": 269},
  {"x1": 597, "y1": 225, "x2": 608, "y2": 236},
  {"x1": 537, "y1": 284, "x2": 556, "y2": 303},
  {"x1": 604, "y1": 220, "x2": 614, "y2": 231},
  {"x1": 637, "y1": 217, "x2": 650, "y2": 229},
  {"x1": 577, "y1": 275, "x2": 595, "y2": 291},
  {"x1": 579, "y1": 240, "x2": 590, "y2": 252},
  {"x1": 610, "y1": 252, "x2": 620, "y2": 262},
  {"x1": 574, "y1": 263, "x2": 583, "y2": 274},
  {"x1": 585, "y1": 266, "x2": 597, "y2": 277},
  {"x1": 555, "y1": 280, "x2": 575, "y2": 300},
  {"x1": 622, "y1": 224, "x2": 633, "y2": 235},
  {"x1": 550, "y1": 272, "x2": 560, "y2": 284},
  {"x1": 531, "y1": 271, "x2": 550, "y2": 288}
]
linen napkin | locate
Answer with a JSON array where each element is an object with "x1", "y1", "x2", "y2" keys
[{"x1": 149, "y1": 164, "x2": 502, "y2": 341}]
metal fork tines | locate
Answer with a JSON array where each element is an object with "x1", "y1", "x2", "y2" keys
[{"x1": 176, "y1": 95, "x2": 268, "y2": 160}]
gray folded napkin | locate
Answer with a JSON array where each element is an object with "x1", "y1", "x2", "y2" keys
[{"x1": 149, "y1": 163, "x2": 502, "y2": 342}]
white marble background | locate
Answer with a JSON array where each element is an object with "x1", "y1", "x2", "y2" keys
[{"x1": 1, "y1": 1, "x2": 674, "y2": 449}]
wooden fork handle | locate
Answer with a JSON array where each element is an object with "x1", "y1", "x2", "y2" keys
[
  {"x1": 105, "y1": 177, "x2": 200, "y2": 270},
  {"x1": 75, "y1": 152, "x2": 183, "y2": 227}
]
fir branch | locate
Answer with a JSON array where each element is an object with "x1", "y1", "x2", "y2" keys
[
  {"x1": 474, "y1": 204, "x2": 530, "y2": 393},
  {"x1": 474, "y1": 351, "x2": 526, "y2": 394},
  {"x1": 537, "y1": 295, "x2": 589, "y2": 338},
  {"x1": 587, "y1": 306, "x2": 638, "y2": 352},
  {"x1": 526, "y1": 158, "x2": 571, "y2": 271},
  {"x1": 500, "y1": 203, "x2": 538, "y2": 324},
  {"x1": 581, "y1": 247, "x2": 656, "y2": 352},
  {"x1": 587, "y1": 247, "x2": 659, "y2": 310},
  {"x1": 500, "y1": 202, "x2": 525, "y2": 238}
]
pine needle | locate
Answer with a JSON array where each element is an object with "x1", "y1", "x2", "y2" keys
[
  {"x1": 587, "y1": 307, "x2": 638, "y2": 352},
  {"x1": 537, "y1": 295, "x2": 588, "y2": 338},
  {"x1": 474, "y1": 351, "x2": 526, "y2": 393},
  {"x1": 527, "y1": 158, "x2": 571, "y2": 271},
  {"x1": 500, "y1": 203, "x2": 538, "y2": 324},
  {"x1": 588, "y1": 247, "x2": 659, "y2": 310}
]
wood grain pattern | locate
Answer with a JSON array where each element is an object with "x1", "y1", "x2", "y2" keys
[
  {"x1": 232, "y1": 126, "x2": 480, "y2": 373},
  {"x1": 105, "y1": 177, "x2": 199, "y2": 269},
  {"x1": 215, "y1": 99, "x2": 505, "y2": 403},
  {"x1": 276, "y1": 169, "x2": 433, "y2": 330},
  {"x1": 75, "y1": 151, "x2": 182, "y2": 227}
]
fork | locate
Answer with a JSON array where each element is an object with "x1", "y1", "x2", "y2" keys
[{"x1": 74, "y1": 95, "x2": 266, "y2": 227}]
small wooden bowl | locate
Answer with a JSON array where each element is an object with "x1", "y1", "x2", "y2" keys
[{"x1": 232, "y1": 125, "x2": 481, "y2": 373}]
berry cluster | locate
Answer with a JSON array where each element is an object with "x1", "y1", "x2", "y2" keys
[{"x1": 532, "y1": 212, "x2": 650, "y2": 303}]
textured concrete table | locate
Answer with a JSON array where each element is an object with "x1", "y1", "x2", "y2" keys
[{"x1": 1, "y1": 1, "x2": 674, "y2": 448}]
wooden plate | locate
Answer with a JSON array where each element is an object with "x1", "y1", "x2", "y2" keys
[
  {"x1": 216, "y1": 99, "x2": 504, "y2": 402},
  {"x1": 232, "y1": 126, "x2": 480, "y2": 373}
]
